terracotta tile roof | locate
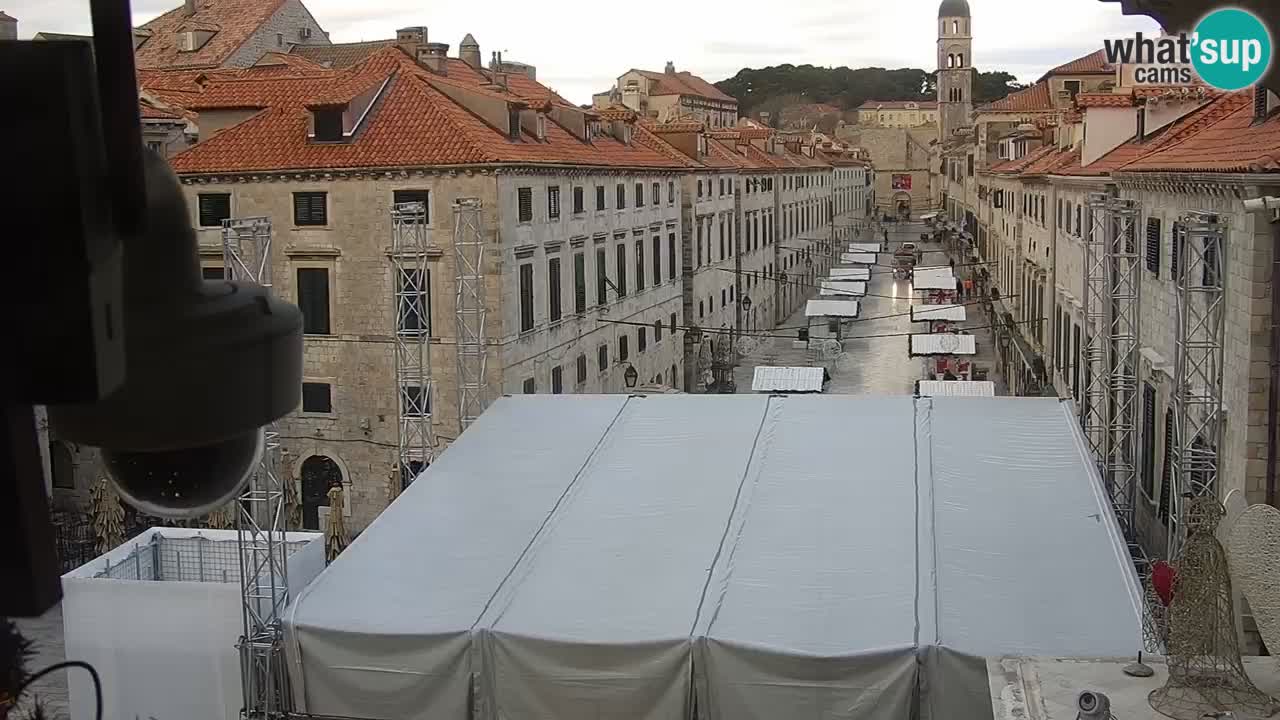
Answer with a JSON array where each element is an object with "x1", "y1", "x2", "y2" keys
[
  {"x1": 33, "y1": 32, "x2": 92, "y2": 42},
  {"x1": 1019, "y1": 146, "x2": 1077, "y2": 176},
  {"x1": 133, "y1": 0, "x2": 290, "y2": 70},
  {"x1": 250, "y1": 51, "x2": 326, "y2": 76},
  {"x1": 634, "y1": 69, "x2": 736, "y2": 103},
  {"x1": 1119, "y1": 92, "x2": 1280, "y2": 173},
  {"x1": 856, "y1": 100, "x2": 938, "y2": 110},
  {"x1": 139, "y1": 96, "x2": 186, "y2": 120},
  {"x1": 291, "y1": 40, "x2": 392, "y2": 69},
  {"x1": 632, "y1": 125, "x2": 703, "y2": 169},
  {"x1": 169, "y1": 46, "x2": 687, "y2": 175},
  {"x1": 988, "y1": 142, "x2": 1056, "y2": 173},
  {"x1": 1063, "y1": 110, "x2": 1083, "y2": 123},
  {"x1": 1076, "y1": 92, "x2": 1134, "y2": 108},
  {"x1": 978, "y1": 82, "x2": 1054, "y2": 113},
  {"x1": 644, "y1": 120, "x2": 705, "y2": 133},
  {"x1": 596, "y1": 105, "x2": 637, "y2": 121},
  {"x1": 1040, "y1": 49, "x2": 1113, "y2": 81}
]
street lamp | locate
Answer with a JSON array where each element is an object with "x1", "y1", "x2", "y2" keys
[
  {"x1": 688, "y1": 326, "x2": 703, "y2": 344},
  {"x1": 741, "y1": 294, "x2": 752, "y2": 312},
  {"x1": 623, "y1": 363, "x2": 639, "y2": 389}
]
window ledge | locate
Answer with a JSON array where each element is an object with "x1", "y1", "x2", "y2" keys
[{"x1": 286, "y1": 245, "x2": 342, "y2": 258}]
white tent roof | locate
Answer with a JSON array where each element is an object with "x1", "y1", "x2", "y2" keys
[
  {"x1": 914, "y1": 265, "x2": 955, "y2": 290},
  {"x1": 805, "y1": 299, "x2": 861, "y2": 317},
  {"x1": 841, "y1": 251, "x2": 878, "y2": 264},
  {"x1": 285, "y1": 396, "x2": 1143, "y2": 720},
  {"x1": 911, "y1": 304, "x2": 967, "y2": 322},
  {"x1": 919, "y1": 380, "x2": 996, "y2": 397},
  {"x1": 910, "y1": 333, "x2": 977, "y2": 355},
  {"x1": 847, "y1": 242, "x2": 882, "y2": 253},
  {"x1": 819, "y1": 280, "x2": 866, "y2": 296},
  {"x1": 751, "y1": 366, "x2": 825, "y2": 392},
  {"x1": 829, "y1": 267, "x2": 871, "y2": 281}
]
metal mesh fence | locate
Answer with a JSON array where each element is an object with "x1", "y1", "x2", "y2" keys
[{"x1": 93, "y1": 534, "x2": 308, "y2": 583}]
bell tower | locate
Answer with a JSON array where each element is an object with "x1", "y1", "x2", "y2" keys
[{"x1": 937, "y1": 0, "x2": 973, "y2": 142}]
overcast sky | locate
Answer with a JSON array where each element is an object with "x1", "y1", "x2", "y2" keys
[{"x1": 9, "y1": 0, "x2": 1158, "y2": 104}]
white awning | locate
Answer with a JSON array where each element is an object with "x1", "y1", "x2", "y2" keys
[
  {"x1": 911, "y1": 304, "x2": 967, "y2": 322},
  {"x1": 913, "y1": 265, "x2": 956, "y2": 290},
  {"x1": 829, "y1": 268, "x2": 871, "y2": 280},
  {"x1": 841, "y1": 252, "x2": 878, "y2": 265},
  {"x1": 820, "y1": 280, "x2": 866, "y2": 296},
  {"x1": 806, "y1": 299, "x2": 861, "y2": 318},
  {"x1": 752, "y1": 366, "x2": 825, "y2": 393},
  {"x1": 847, "y1": 242, "x2": 882, "y2": 253},
  {"x1": 920, "y1": 212, "x2": 939, "y2": 221},
  {"x1": 910, "y1": 333, "x2": 977, "y2": 356},
  {"x1": 919, "y1": 380, "x2": 996, "y2": 397}
]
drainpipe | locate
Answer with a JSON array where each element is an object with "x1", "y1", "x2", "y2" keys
[{"x1": 1244, "y1": 196, "x2": 1280, "y2": 507}]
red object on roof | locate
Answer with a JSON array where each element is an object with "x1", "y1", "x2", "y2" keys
[{"x1": 133, "y1": 0, "x2": 293, "y2": 70}]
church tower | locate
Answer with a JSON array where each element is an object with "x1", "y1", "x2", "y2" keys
[{"x1": 937, "y1": 0, "x2": 973, "y2": 142}]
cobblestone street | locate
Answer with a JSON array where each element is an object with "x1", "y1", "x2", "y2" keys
[{"x1": 735, "y1": 220, "x2": 1007, "y2": 395}]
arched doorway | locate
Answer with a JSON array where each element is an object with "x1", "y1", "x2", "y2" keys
[{"x1": 301, "y1": 455, "x2": 343, "y2": 530}]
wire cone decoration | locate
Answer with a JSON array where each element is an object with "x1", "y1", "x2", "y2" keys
[
  {"x1": 1149, "y1": 496, "x2": 1280, "y2": 719},
  {"x1": 89, "y1": 476, "x2": 124, "y2": 555},
  {"x1": 284, "y1": 473, "x2": 302, "y2": 530},
  {"x1": 324, "y1": 484, "x2": 349, "y2": 562},
  {"x1": 202, "y1": 503, "x2": 234, "y2": 530}
]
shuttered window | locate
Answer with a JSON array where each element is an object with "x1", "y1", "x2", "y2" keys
[
  {"x1": 573, "y1": 187, "x2": 584, "y2": 214},
  {"x1": 547, "y1": 186, "x2": 560, "y2": 220},
  {"x1": 1145, "y1": 217, "x2": 1161, "y2": 274},
  {"x1": 652, "y1": 236, "x2": 661, "y2": 286},
  {"x1": 1141, "y1": 383, "x2": 1157, "y2": 500},
  {"x1": 1170, "y1": 222, "x2": 1184, "y2": 280},
  {"x1": 638, "y1": 326, "x2": 647, "y2": 353},
  {"x1": 517, "y1": 187, "x2": 533, "y2": 223},
  {"x1": 292, "y1": 192, "x2": 327, "y2": 226},
  {"x1": 635, "y1": 241, "x2": 645, "y2": 291},
  {"x1": 1159, "y1": 409, "x2": 1174, "y2": 523},
  {"x1": 519, "y1": 262, "x2": 534, "y2": 332},
  {"x1": 616, "y1": 184, "x2": 626, "y2": 209},
  {"x1": 615, "y1": 243, "x2": 627, "y2": 297},
  {"x1": 668, "y1": 233, "x2": 676, "y2": 281},
  {"x1": 596, "y1": 248, "x2": 608, "y2": 305},
  {"x1": 619, "y1": 334, "x2": 629, "y2": 362},
  {"x1": 197, "y1": 193, "x2": 231, "y2": 227},
  {"x1": 573, "y1": 252, "x2": 586, "y2": 314},
  {"x1": 596, "y1": 185, "x2": 606, "y2": 211},
  {"x1": 598, "y1": 344, "x2": 608, "y2": 372},
  {"x1": 296, "y1": 268, "x2": 331, "y2": 334},
  {"x1": 577, "y1": 354, "x2": 588, "y2": 384},
  {"x1": 547, "y1": 257, "x2": 562, "y2": 323},
  {"x1": 551, "y1": 366, "x2": 563, "y2": 394}
]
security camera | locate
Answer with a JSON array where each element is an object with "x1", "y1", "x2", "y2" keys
[
  {"x1": 48, "y1": 149, "x2": 302, "y2": 518},
  {"x1": 1076, "y1": 690, "x2": 1111, "y2": 719}
]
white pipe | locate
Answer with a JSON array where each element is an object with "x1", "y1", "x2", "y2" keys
[{"x1": 1243, "y1": 196, "x2": 1280, "y2": 213}]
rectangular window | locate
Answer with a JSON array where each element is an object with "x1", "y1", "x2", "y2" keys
[
  {"x1": 598, "y1": 344, "x2": 608, "y2": 372},
  {"x1": 652, "y1": 236, "x2": 661, "y2": 285},
  {"x1": 523, "y1": 377, "x2": 536, "y2": 394},
  {"x1": 551, "y1": 365, "x2": 563, "y2": 394},
  {"x1": 596, "y1": 185, "x2": 606, "y2": 211},
  {"x1": 397, "y1": 268, "x2": 431, "y2": 335},
  {"x1": 638, "y1": 326, "x2": 647, "y2": 353},
  {"x1": 654, "y1": 319, "x2": 663, "y2": 342},
  {"x1": 697, "y1": 180, "x2": 703, "y2": 198},
  {"x1": 635, "y1": 241, "x2": 645, "y2": 291},
  {"x1": 596, "y1": 247, "x2": 608, "y2": 304},
  {"x1": 616, "y1": 184, "x2": 626, "y2": 209},
  {"x1": 1203, "y1": 232, "x2": 1220, "y2": 287},
  {"x1": 517, "y1": 187, "x2": 533, "y2": 223},
  {"x1": 719, "y1": 220, "x2": 725, "y2": 260},
  {"x1": 576, "y1": 354, "x2": 588, "y2": 384},
  {"x1": 547, "y1": 186, "x2": 561, "y2": 220},
  {"x1": 670, "y1": 313, "x2": 677, "y2": 334},
  {"x1": 1071, "y1": 323, "x2": 1082, "y2": 400},
  {"x1": 652, "y1": 182, "x2": 660, "y2": 206},
  {"x1": 1141, "y1": 382, "x2": 1157, "y2": 500},
  {"x1": 668, "y1": 234, "x2": 676, "y2": 280},
  {"x1": 668, "y1": 181, "x2": 675, "y2": 204},
  {"x1": 202, "y1": 266, "x2": 225, "y2": 281},
  {"x1": 1159, "y1": 409, "x2": 1174, "y2": 522},
  {"x1": 296, "y1": 267, "x2": 331, "y2": 334},
  {"x1": 197, "y1": 193, "x2": 231, "y2": 227},
  {"x1": 635, "y1": 183, "x2": 644, "y2": 207},
  {"x1": 292, "y1": 191, "x2": 327, "y2": 226},
  {"x1": 392, "y1": 189, "x2": 430, "y2": 224},
  {"x1": 547, "y1": 256, "x2": 562, "y2": 323},
  {"x1": 573, "y1": 252, "x2": 586, "y2": 314},
  {"x1": 301, "y1": 382, "x2": 332, "y2": 413},
  {"x1": 615, "y1": 243, "x2": 628, "y2": 297},
  {"x1": 1171, "y1": 222, "x2": 1183, "y2": 279},
  {"x1": 696, "y1": 224, "x2": 703, "y2": 268},
  {"x1": 519, "y1": 262, "x2": 534, "y2": 332},
  {"x1": 619, "y1": 334, "x2": 629, "y2": 362},
  {"x1": 1145, "y1": 217, "x2": 1162, "y2": 274},
  {"x1": 572, "y1": 186, "x2": 584, "y2": 214}
]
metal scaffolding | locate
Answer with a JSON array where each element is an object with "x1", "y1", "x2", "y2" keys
[
  {"x1": 1167, "y1": 212, "x2": 1227, "y2": 559},
  {"x1": 390, "y1": 202, "x2": 437, "y2": 490},
  {"x1": 452, "y1": 198, "x2": 489, "y2": 431},
  {"x1": 222, "y1": 217, "x2": 291, "y2": 719},
  {"x1": 1081, "y1": 194, "x2": 1112, "y2": 464}
]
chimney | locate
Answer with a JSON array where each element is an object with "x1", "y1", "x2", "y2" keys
[
  {"x1": 492, "y1": 51, "x2": 508, "y2": 90},
  {"x1": 664, "y1": 61, "x2": 675, "y2": 75},
  {"x1": 183, "y1": 0, "x2": 196, "y2": 16},
  {"x1": 418, "y1": 42, "x2": 449, "y2": 74},
  {"x1": 459, "y1": 33, "x2": 481, "y2": 70},
  {"x1": 396, "y1": 26, "x2": 427, "y2": 57}
]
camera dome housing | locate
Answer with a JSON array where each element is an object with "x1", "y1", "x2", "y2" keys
[{"x1": 48, "y1": 148, "x2": 302, "y2": 518}]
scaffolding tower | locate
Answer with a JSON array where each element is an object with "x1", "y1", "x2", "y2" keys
[
  {"x1": 222, "y1": 217, "x2": 291, "y2": 720},
  {"x1": 1167, "y1": 212, "x2": 1227, "y2": 559},
  {"x1": 1081, "y1": 194, "x2": 1112, "y2": 463},
  {"x1": 390, "y1": 202, "x2": 437, "y2": 490},
  {"x1": 453, "y1": 199, "x2": 489, "y2": 431}
]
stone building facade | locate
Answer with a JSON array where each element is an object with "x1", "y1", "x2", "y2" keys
[
  {"x1": 132, "y1": 0, "x2": 330, "y2": 70},
  {"x1": 593, "y1": 64, "x2": 738, "y2": 129},
  {"x1": 855, "y1": 101, "x2": 938, "y2": 129}
]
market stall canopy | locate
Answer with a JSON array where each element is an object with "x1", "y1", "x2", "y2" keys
[
  {"x1": 841, "y1": 251, "x2": 878, "y2": 265},
  {"x1": 820, "y1": 280, "x2": 866, "y2": 297},
  {"x1": 921, "y1": 212, "x2": 939, "y2": 221},
  {"x1": 910, "y1": 333, "x2": 977, "y2": 356},
  {"x1": 913, "y1": 265, "x2": 956, "y2": 290},
  {"x1": 805, "y1": 299, "x2": 861, "y2": 318},
  {"x1": 918, "y1": 380, "x2": 996, "y2": 397},
  {"x1": 751, "y1": 366, "x2": 825, "y2": 393},
  {"x1": 848, "y1": 242, "x2": 882, "y2": 253},
  {"x1": 829, "y1": 268, "x2": 871, "y2": 281},
  {"x1": 911, "y1": 304, "x2": 967, "y2": 322},
  {"x1": 284, "y1": 396, "x2": 1142, "y2": 720}
]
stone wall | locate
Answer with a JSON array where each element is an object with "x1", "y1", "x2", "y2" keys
[{"x1": 223, "y1": 0, "x2": 330, "y2": 68}]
